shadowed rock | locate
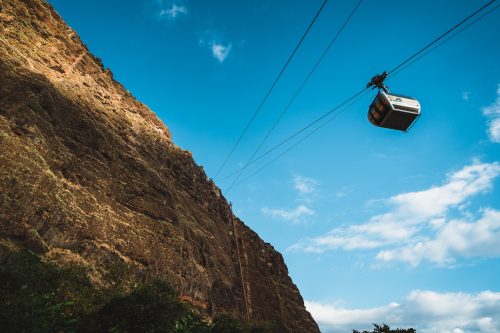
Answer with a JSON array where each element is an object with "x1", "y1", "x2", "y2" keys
[{"x1": 0, "y1": 1, "x2": 319, "y2": 332}]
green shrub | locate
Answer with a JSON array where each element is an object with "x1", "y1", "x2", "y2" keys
[
  {"x1": 211, "y1": 314, "x2": 272, "y2": 333},
  {"x1": 81, "y1": 280, "x2": 206, "y2": 333},
  {"x1": 0, "y1": 247, "x2": 95, "y2": 332},
  {"x1": 353, "y1": 323, "x2": 416, "y2": 333},
  {"x1": 0, "y1": 245, "x2": 272, "y2": 333}
]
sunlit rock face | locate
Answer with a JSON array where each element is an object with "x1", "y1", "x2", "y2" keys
[{"x1": 0, "y1": 1, "x2": 319, "y2": 332}]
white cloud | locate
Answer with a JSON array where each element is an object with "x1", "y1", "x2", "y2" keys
[
  {"x1": 487, "y1": 118, "x2": 500, "y2": 143},
  {"x1": 376, "y1": 208, "x2": 500, "y2": 266},
  {"x1": 198, "y1": 30, "x2": 233, "y2": 63},
  {"x1": 336, "y1": 186, "x2": 354, "y2": 198},
  {"x1": 482, "y1": 84, "x2": 500, "y2": 143},
  {"x1": 289, "y1": 161, "x2": 500, "y2": 265},
  {"x1": 261, "y1": 204, "x2": 314, "y2": 223},
  {"x1": 306, "y1": 300, "x2": 400, "y2": 330},
  {"x1": 378, "y1": 161, "x2": 500, "y2": 222},
  {"x1": 294, "y1": 176, "x2": 318, "y2": 195},
  {"x1": 462, "y1": 91, "x2": 471, "y2": 101},
  {"x1": 261, "y1": 175, "x2": 318, "y2": 223},
  {"x1": 307, "y1": 290, "x2": 500, "y2": 333},
  {"x1": 210, "y1": 42, "x2": 232, "y2": 63},
  {"x1": 482, "y1": 85, "x2": 500, "y2": 115},
  {"x1": 159, "y1": 4, "x2": 187, "y2": 19}
]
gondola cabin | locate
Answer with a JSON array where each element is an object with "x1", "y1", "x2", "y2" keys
[{"x1": 368, "y1": 91, "x2": 421, "y2": 131}]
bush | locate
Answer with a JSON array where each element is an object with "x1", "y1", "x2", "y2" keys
[
  {"x1": 82, "y1": 280, "x2": 207, "y2": 333},
  {"x1": 0, "y1": 245, "x2": 272, "y2": 333},
  {"x1": 211, "y1": 314, "x2": 273, "y2": 333},
  {"x1": 353, "y1": 323, "x2": 416, "y2": 333},
  {"x1": 0, "y1": 247, "x2": 95, "y2": 332}
]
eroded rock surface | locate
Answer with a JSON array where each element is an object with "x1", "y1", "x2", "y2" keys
[{"x1": 0, "y1": 0, "x2": 319, "y2": 331}]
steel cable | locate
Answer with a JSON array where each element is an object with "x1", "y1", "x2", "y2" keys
[
  {"x1": 214, "y1": 0, "x2": 330, "y2": 178},
  {"x1": 225, "y1": 0, "x2": 364, "y2": 191},
  {"x1": 222, "y1": 0, "x2": 497, "y2": 191}
]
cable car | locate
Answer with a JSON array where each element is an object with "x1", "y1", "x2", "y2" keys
[
  {"x1": 368, "y1": 91, "x2": 421, "y2": 131},
  {"x1": 366, "y1": 72, "x2": 421, "y2": 132}
]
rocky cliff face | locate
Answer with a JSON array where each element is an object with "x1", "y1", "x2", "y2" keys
[{"x1": 0, "y1": 1, "x2": 319, "y2": 331}]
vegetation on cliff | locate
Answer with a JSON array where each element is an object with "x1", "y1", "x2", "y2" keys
[{"x1": 0, "y1": 244, "x2": 272, "y2": 333}]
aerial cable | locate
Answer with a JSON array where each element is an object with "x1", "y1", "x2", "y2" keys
[
  {"x1": 388, "y1": 0, "x2": 497, "y2": 75},
  {"x1": 221, "y1": 87, "x2": 368, "y2": 182},
  {"x1": 225, "y1": 0, "x2": 364, "y2": 192},
  {"x1": 389, "y1": 3, "x2": 500, "y2": 80},
  {"x1": 232, "y1": 90, "x2": 372, "y2": 189},
  {"x1": 222, "y1": 86, "x2": 369, "y2": 188},
  {"x1": 213, "y1": 0, "x2": 330, "y2": 179},
  {"x1": 222, "y1": 0, "x2": 497, "y2": 191}
]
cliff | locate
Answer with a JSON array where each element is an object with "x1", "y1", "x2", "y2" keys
[{"x1": 0, "y1": 0, "x2": 319, "y2": 332}]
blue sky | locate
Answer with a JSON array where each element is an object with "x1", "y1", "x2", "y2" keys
[{"x1": 48, "y1": 1, "x2": 500, "y2": 332}]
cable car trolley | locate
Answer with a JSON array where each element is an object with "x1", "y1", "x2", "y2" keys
[{"x1": 366, "y1": 72, "x2": 421, "y2": 132}]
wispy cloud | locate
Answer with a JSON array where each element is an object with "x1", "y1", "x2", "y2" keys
[
  {"x1": 294, "y1": 176, "x2": 318, "y2": 195},
  {"x1": 293, "y1": 175, "x2": 320, "y2": 204},
  {"x1": 198, "y1": 29, "x2": 234, "y2": 63},
  {"x1": 482, "y1": 83, "x2": 500, "y2": 143},
  {"x1": 462, "y1": 91, "x2": 471, "y2": 101},
  {"x1": 261, "y1": 205, "x2": 314, "y2": 223},
  {"x1": 159, "y1": 4, "x2": 188, "y2": 19},
  {"x1": 306, "y1": 300, "x2": 401, "y2": 332},
  {"x1": 261, "y1": 175, "x2": 319, "y2": 223},
  {"x1": 336, "y1": 186, "x2": 354, "y2": 198},
  {"x1": 377, "y1": 208, "x2": 500, "y2": 266},
  {"x1": 210, "y1": 42, "x2": 232, "y2": 63},
  {"x1": 307, "y1": 290, "x2": 500, "y2": 333},
  {"x1": 289, "y1": 161, "x2": 500, "y2": 266}
]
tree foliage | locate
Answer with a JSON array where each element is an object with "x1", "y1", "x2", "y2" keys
[
  {"x1": 0, "y1": 245, "x2": 272, "y2": 333},
  {"x1": 210, "y1": 314, "x2": 273, "y2": 333},
  {"x1": 353, "y1": 323, "x2": 416, "y2": 333},
  {"x1": 0, "y1": 246, "x2": 95, "y2": 332}
]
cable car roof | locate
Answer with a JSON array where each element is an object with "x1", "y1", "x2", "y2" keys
[{"x1": 384, "y1": 92, "x2": 418, "y2": 100}]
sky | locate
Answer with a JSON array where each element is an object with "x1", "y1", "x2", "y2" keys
[{"x1": 47, "y1": 1, "x2": 500, "y2": 332}]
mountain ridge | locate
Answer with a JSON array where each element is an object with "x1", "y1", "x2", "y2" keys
[{"x1": 0, "y1": 0, "x2": 319, "y2": 332}]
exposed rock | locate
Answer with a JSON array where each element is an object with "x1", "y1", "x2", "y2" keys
[{"x1": 0, "y1": 0, "x2": 319, "y2": 331}]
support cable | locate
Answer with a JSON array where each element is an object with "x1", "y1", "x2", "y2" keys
[
  {"x1": 225, "y1": 0, "x2": 363, "y2": 191},
  {"x1": 233, "y1": 89, "x2": 372, "y2": 188},
  {"x1": 214, "y1": 0, "x2": 329, "y2": 178},
  {"x1": 387, "y1": 0, "x2": 496, "y2": 75},
  {"x1": 389, "y1": 3, "x2": 499, "y2": 80},
  {"x1": 222, "y1": 0, "x2": 497, "y2": 191},
  {"x1": 230, "y1": 216, "x2": 250, "y2": 321},
  {"x1": 222, "y1": 87, "x2": 369, "y2": 185}
]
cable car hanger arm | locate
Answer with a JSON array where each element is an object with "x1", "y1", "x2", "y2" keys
[{"x1": 366, "y1": 71, "x2": 389, "y2": 93}]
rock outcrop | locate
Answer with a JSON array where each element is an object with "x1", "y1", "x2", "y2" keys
[{"x1": 0, "y1": 0, "x2": 319, "y2": 331}]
